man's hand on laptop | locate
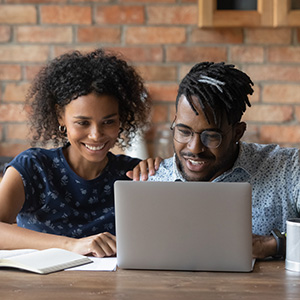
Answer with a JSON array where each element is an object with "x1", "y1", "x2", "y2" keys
[
  {"x1": 126, "y1": 157, "x2": 162, "y2": 181},
  {"x1": 252, "y1": 234, "x2": 277, "y2": 259}
]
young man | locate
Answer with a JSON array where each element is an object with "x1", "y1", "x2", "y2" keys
[{"x1": 131, "y1": 62, "x2": 300, "y2": 259}]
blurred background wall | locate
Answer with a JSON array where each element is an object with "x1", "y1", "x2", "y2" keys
[{"x1": 0, "y1": 0, "x2": 300, "y2": 159}]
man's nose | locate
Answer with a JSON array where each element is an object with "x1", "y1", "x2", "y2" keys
[{"x1": 187, "y1": 133, "x2": 205, "y2": 153}]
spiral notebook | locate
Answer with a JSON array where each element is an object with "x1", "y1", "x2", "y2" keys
[{"x1": 0, "y1": 248, "x2": 92, "y2": 274}]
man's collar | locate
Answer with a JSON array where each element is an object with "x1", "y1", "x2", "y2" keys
[
  {"x1": 230, "y1": 142, "x2": 254, "y2": 176},
  {"x1": 172, "y1": 154, "x2": 186, "y2": 182}
]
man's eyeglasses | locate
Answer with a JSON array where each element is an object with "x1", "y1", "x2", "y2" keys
[{"x1": 170, "y1": 122, "x2": 232, "y2": 149}]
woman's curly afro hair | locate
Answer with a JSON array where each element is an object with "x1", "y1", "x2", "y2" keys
[{"x1": 26, "y1": 48, "x2": 151, "y2": 148}]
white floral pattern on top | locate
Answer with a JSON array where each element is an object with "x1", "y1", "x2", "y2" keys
[{"x1": 6, "y1": 147, "x2": 140, "y2": 237}]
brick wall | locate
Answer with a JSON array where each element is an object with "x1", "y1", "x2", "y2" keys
[{"x1": 1, "y1": 0, "x2": 300, "y2": 158}]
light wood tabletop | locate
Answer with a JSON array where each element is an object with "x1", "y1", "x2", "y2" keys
[{"x1": 0, "y1": 260, "x2": 300, "y2": 299}]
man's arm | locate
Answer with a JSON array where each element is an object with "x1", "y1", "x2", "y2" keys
[{"x1": 252, "y1": 234, "x2": 277, "y2": 259}]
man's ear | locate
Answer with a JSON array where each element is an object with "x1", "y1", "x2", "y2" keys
[{"x1": 233, "y1": 122, "x2": 246, "y2": 143}]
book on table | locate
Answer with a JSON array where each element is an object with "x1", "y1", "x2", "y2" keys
[{"x1": 0, "y1": 248, "x2": 92, "y2": 274}]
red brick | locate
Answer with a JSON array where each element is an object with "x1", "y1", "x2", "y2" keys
[
  {"x1": 147, "y1": 5, "x2": 197, "y2": 25},
  {"x1": 77, "y1": 27, "x2": 121, "y2": 43},
  {"x1": 7, "y1": 124, "x2": 31, "y2": 140},
  {"x1": 294, "y1": 107, "x2": 300, "y2": 122},
  {"x1": 166, "y1": 46, "x2": 227, "y2": 62},
  {"x1": 6, "y1": 0, "x2": 66, "y2": 3},
  {"x1": 263, "y1": 84, "x2": 300, "y2": 104},
  {"x1": 17, "y1": 26, "x2": 72, "y2": 43},
  {"x1": 147, "y1": 83, "x2": 178, "y2": 102},
  {"x1": 54, "y1": 46, "x2": 161, "y2": 62},
  {"x1": 245, "y1": 28, "x2": 292, "y2": 45},
  {"x1": 126, "y1": 27, "x2": 186, "y2": 45},
  {"x1": 0, "y1": 104, "x2": 27, "y2": 122},
  {"x1": 53, "y1": 46, "x2": 96, "y2": 58},
  {"x1": 0, "y1": 26, "x2": 11, "y2": 42},
  {"x1": 248, "y1": 85, "x2": 260, "y2": 104},
  {"x1": 243, "y1": 65, "x2": 300, "y2": 82},
  {"x1": 0, "y1": 46, "x2": 49, "y2": 62},
  {"x1": 72, "y1": 0, "x2": 110, "y2": 2},
  {"x1": 151, "y1": 104, "x2": 169, "y2": 123},
  {"x1": 267, "y1": 47, "x2": 300, "y2": 63},
  {"x1": 147, "y1": 124, "x2": 174, "y2": 158},
  {"x1": 120, "y1": 0, "x2": 176, "y2": 3},
  {"x1": 96, "y1": 6, "x2": 145, "y2": 24},
  {"x1": 41, "y1": 5, "x2": 91, "y2": 25},
  {"x1": 179, "y1": 64, "x2": 195, "y2": 80},
  {"x1": 0, "y1": 143, "x2": 30, "y2": 157},
  {"x1": 191, "y1": 28, "x2": 243, "y2": 44},
  {"x1": 24, "y1": 65, "x2": 43, "y2": 81},
  {"x1": 260, "y1": 125, "x2": 300, "y2": 144},
  {"x1": 108, "y1": 47, "x2": 163, "y2": 63},
  {"x1": 169, "y1": 105, "x2": 176, "y2": 121},
  {"x1": 3, "y1": 82, "x2": 30, "y2": 102},
  {"x1": 241, "y1": 124, "x2": 260, "y2": 144},
  {"x1": 243, "y1": 104, "x2": 293, "y2": 123},
  {"x1": 0, "y1": 5, "x2": 36, "y2": 24},
  {"x1": 136, "y1": 65, "x2": 177, "y2": 82},
  {"x1": 230, "y1": 46, "x2": 264, "y2": 63},
  {"x1": 0, "y1": 65, "x2": 21, "y2": 80}
]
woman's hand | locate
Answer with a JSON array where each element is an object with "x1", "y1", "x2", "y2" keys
[
  {"x1": 126, "y1": 157, "x2": 163, "y2": 181},
  {"x1": 72, "y1": 232, "x2": 116, "y2": 257}
]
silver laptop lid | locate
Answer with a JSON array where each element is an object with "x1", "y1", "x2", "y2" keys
[{"x1": 115, "y1": 181, "x2": 252, "y2": 272}]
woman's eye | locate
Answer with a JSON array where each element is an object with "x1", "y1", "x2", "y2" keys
[
  {"x1": 76, "y1": 121, "x2": 89, "y2": 126},
  {"x1": 104, "y1": 119, "x2": 117, "y2": 125}
]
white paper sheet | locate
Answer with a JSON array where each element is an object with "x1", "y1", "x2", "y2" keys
[{"x1": 66, "y1": 257, "x2": 117, "y2": 271}]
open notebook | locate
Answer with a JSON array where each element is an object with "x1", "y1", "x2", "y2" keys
[
  {"x1": 115, "y1": 181, "x2": 254, "y2": 272},
  {"x1": 0, "y1": 248, "x2": 92, "y2": 274}
]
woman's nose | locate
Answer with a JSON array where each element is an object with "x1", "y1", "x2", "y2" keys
[{"x1": 88, "y1": 125, "x2": 103, "y2": 140}]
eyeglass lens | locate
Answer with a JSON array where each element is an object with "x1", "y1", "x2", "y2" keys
[{"x1": 173, "y1": 126, "x2": 222, "y2": 149}]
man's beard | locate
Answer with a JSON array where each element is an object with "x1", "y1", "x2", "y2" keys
[{"x1": 174, "y1": 144, "x2": 237, "y2": 182}]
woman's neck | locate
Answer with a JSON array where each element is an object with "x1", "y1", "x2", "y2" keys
[{"x1": 62, "y1": 146, "x2": 109, "y2": 180}]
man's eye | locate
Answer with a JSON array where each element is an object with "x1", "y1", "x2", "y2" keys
[
  {"x1": 204, "y1": 133, "x2": 220, "y2": 140},
  {"x1": 178, "y1": 129, "x2": 192, "y2": 136}
]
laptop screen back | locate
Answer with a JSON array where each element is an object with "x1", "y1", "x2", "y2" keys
[{"x1": 114, "y1": 181, "x2": 252, "y2": 272}]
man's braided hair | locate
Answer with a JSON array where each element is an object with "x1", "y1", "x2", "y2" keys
[{"x1": 176, "y1": 62, "x2": 254, "y2": 126}]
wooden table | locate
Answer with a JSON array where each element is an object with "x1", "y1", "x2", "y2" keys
[{"x1": 0, "y1": 260, "x2": 300, "y2": 299}]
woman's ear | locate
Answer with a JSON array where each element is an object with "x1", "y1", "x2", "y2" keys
[
  {"x1": 55, "y1": 104, "x2": 64, "y2": 125},
  {"x1": 233, "y1": 122, "x2": 246, "y2": 143}
]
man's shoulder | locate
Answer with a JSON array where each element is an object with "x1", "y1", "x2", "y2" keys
[
  {"x1": 242, "y1": 142, "x2": 299, "y2": 159},
  {"x1": 147, "y1": 157, "x2": 174, "y2": 182}
]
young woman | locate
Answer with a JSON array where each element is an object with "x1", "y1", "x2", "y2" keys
[{"x1": 0, "y1": 49, "x2": 151, "y2": 257}]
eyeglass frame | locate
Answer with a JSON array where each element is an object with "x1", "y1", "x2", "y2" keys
[{"x1": 170, "y1": 121, "x2": 233, "y2": 149}]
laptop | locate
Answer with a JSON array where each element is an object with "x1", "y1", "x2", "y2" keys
[{"x1": 114, "y1": 181, "x2": 253, "y2": 272}]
